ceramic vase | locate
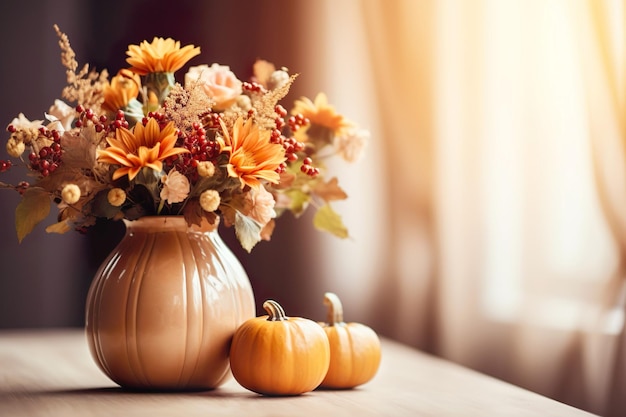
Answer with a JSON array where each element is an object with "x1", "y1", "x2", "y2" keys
[{"x1": 85, "y1": 216, "x2": 255, "y2": 390}]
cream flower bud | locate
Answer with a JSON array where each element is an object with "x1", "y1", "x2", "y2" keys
[
  {"x1": 107, "y1": 188, "x2": 126, "y2": 207},
  {"x1": 61, "y1": 184, "x2": 81, "y2": 205},
  {"x1": 6, "y1": 137, "x2": 25, "y2": 157},
  {"x1": 197, "y1": 161, "x2": 216, "y2": 178},
  {"x1": 199, "y1": 189, "x2": 221, "y2": 213},
  {"x1": 235, "y1": 95, "x2": 252, "y2": 112},
  {"x1": 268, "y1": 69, "x2": 290, "y2": 90}
]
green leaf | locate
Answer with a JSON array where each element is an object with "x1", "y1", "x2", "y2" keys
[
  {"x1": 89, "y1": 189, "x2": 121, "y2": 218},
  {"x1": 313, "y1": 203, "x2": 349, "y2": 239},
  {"x1": 234, "y1": 212, "x2": 262, "y2": 253},
  {"x1": 15, "y1": 187, "x2": 51, "y2": 242},
  {"x1": 286, "y1": 189, "x2": 310, "y2": 217},
  {"x1": 134, "y1": 167, "x2": 161, "y2": 200}
]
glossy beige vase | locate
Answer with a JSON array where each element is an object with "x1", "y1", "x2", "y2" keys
[{"x1": 85, "y1": 216, "x2": 255, "y2": 391}]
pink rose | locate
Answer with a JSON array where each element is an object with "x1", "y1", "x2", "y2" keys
[{"x1": 185, "y1": 64, "x2": 242, "y2": 111}]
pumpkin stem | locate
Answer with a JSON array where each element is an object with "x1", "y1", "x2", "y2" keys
[
  {"x1": 263, "y1": 299, "x2": 287, "y2": 321},
  {"x1": 324, "y1": 292, "x2": 344, "y2": 325}
]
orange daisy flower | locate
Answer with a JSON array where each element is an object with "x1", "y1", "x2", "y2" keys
[
  {"x1": 291, "y1": 92, "x2": 353, "y2": 136},
  {"x1": 97, "y1": 118, "x2": 188, "y2": 181},
  {"x1": 102, "y1": 69, "x2": 141, "y2": 114},
  {"x1": 126, "y1": 37, "x2": 201, "y2": 75},
  {"x1": 220, "y1": 117, "x2": 285, "y2": 190}
]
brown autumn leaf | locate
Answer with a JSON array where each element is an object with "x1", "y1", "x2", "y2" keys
[{"x1": 313, "y1": 177, "x2": 348, "y2": 202}]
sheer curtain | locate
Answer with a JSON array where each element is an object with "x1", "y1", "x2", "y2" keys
[{"x1": 296, "y1": 0, "x2": 625, "y2": 415}]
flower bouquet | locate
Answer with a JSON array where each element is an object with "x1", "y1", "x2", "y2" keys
[{"x1": 1, "y1": 26, "x2": 367, "y2": 252}]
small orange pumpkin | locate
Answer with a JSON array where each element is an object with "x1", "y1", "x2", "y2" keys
[
  {"x1": 319, "y1": 292, "x2": 381, "y2": 389},
  {"x1": 229, "y1": 299, "x2": 330, "y2": 396}
]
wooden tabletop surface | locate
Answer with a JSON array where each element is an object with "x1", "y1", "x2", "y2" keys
[{"x1": 0, "y1": 329, "x2": 597, "y2": 416}]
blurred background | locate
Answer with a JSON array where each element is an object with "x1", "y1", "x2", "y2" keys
[{"x1": 0, "y1": 0, "x2": 624, "y2": 415}]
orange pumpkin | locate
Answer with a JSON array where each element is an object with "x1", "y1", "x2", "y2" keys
[
  {"x1": 319, "y1": 292, "x2": 381, "y2": 389},
  {"x1": 229, "y1": 299, "x2": 330, "y2": 396}
]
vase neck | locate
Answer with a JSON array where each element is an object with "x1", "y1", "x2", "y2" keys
[{"x1": 123, "y1": 216, "x2": 219, "y2": 234}]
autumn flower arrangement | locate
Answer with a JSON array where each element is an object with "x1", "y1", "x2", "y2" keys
[{"x1": 0, "y1": 26, "x2": 367, "y2": 251}]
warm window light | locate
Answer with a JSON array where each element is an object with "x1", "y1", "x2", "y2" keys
[{"x1": 473, "y1": 0, "x2": 624, "y2": 332}]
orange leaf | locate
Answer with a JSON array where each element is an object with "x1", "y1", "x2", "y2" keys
[{"x1": 313, "y1": 177, "x2": 348, "y2": 202}]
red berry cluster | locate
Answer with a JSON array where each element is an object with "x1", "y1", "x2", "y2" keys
[
  {"x1": 300, "y1": 156, "x2": 320, "y2": 176},
  {"x1": 242, "y1": 81, "x2": 267, "y2": 94},
  {"x1": 274, "y1": 105, "x2": 287, "y2": 130},
  {"x1": 28, "y1": 128, "x2": 62, "y2": 177},
  {"x1": 75, "y1": 106, "x2": 129, "y2": 133},
  {"x1": 142, "y1": 111, "x2": 169, "y2": 129},
  {"x1": 288, "y1": 113, "x2": 309, "y2": 132},
  {"x1": 16, "y1": 181, "x2": 29, "y2": 195},
  {"x1": 0, "y1": 159, "x2": 12, "y2": 172},
  {"x1": 204, "y1": 113, "x2": 223, "y2": 130},
  {"x1": 269, "y1": 105, "x2": 319, "y2": 177},
  {"x1": 169, "y1": 121, "x2": 220, "y2": 182}
]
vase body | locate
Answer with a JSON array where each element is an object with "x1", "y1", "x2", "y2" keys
[{"x1": 85, "y1": 216, "x2": 255, "y2": 390}]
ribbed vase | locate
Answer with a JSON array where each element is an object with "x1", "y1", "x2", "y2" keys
[{"x1": 85, "y1": 216, "x2": 255, "y2": 391}]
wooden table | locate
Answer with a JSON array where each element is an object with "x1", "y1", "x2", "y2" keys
[{"x1": 0, "y1": 329, "x2": 596, "y2": 416}]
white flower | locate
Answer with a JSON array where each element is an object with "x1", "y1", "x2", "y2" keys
[
  {"x1": 185, "y1": 63, "x2": 243, "y2": 110},
  {"x1": 268, "y1": 69, "x2": 290, "y2": 90},
  {"x1": 160, "y1": 170, "x2": 190, "y2": 204},
  {"x1": 335, "y1": 127, "x2": 368, "y2": 163},
  {"x1": 46, "y1": 100, "x2": 75, "y2": 132},
  {"x1": 8, "y1": 113, "x2": 43, "y2": 130}
]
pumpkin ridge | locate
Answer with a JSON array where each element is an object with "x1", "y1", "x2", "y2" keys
[{"x1": 346, "y1": 326, "x2": 356, "y2": 385}]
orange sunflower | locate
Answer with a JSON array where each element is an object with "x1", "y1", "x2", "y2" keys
[
  {"x1": 126, "y1": 37, "x2": 201, "y2": 75},
  {"x1": 219, "y1": 117, "x2": 285, "y2": 190},
  {"x1": 97, "y1": 118, "x2": 188, "y2": 181},
  {"x1": 291, "y1": 92, "x2": 353, "y2": 137},
  {"x1": 102, "y1": 69, "x2": 141, "y2": 114}
]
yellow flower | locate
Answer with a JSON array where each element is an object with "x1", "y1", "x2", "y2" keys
[
  {"x1": 96, "y1": 118, "x2": 188, "y2": 181},
  {"x1": 102, "y1": 69, "x2": 141, "y2": 114},
  {"x1": 291, "y1": 92, "x2": 352, "y2": 136},
  {"x1": 126, "y1": 37, "x2": 200, "y2": 75},
  {"x1": 220, "y1": 117, "x2": 285, "y2": 190}
]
